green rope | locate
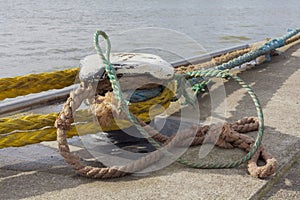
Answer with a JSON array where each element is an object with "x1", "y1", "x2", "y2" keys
[
  {"x1": 178, "y1": 70, "x2": 264, "y2": 168},
  {"x1": 94, "y1": 31, "x2": 169, "y2": 153},
  {"x1": 94, "y1": 30, "x2": 264, "y2": 169}
]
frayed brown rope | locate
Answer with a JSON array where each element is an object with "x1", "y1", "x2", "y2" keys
[
  {"x1": 286, "y1": 33, "x2": 300, "y2": 45},
  {"x1": 91, "y1": 92, "x2": 124, "y2": 128},
  {"x1": 150, "y1": 122, "x2": 277, "y2": 178},
  {"x1": 248, "y1": 145, "x2": 278, "y2": 178},
  {"x1": 55, "y1": 85, "x2": 276, "y2": 179},
  {"x1": 174, "y1": 47, "x2": 252, "y2": 74},
  {"x1": 212, "y1": 48, "x2": 252, "y2": 65}
]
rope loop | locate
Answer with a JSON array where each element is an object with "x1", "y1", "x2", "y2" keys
[
  {"x1": 94, "y1": 30, "x2": 111, "y2": 62},
  {"x1": 94, "y1": 30, "x2": 127, "y2": 112}
]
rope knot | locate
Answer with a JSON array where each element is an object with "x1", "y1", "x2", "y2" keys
[
  {"x1": 55, "y1": 113, "x2": 73, "y2": 130},
  {"x1": 91, "y1": 92, "x2": 126, "y2": 128}
]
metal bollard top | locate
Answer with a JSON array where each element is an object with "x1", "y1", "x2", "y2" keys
[{"x1": 79, "y1": 53, "x2": 174, "y2": 83}]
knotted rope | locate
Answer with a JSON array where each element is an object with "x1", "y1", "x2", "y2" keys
[{"x1": 55, "y1": 30, "x2": 280, "y2": 178}]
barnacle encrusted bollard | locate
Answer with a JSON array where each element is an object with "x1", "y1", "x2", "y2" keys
[{"x1": 79, "y1": 52, "x2": 176, "y2": 129}]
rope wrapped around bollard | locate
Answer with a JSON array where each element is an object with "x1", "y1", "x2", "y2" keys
[{"x1": 55, "y1": 30, "x2": 278, "y2": 178}]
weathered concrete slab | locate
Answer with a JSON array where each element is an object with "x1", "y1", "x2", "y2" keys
[{"x1": 1, "y1": 42, "x2": 300, "y2": 199}]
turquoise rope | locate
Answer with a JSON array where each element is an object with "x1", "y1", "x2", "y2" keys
[
  {"x1": 216, "y1": 29, "x2": 299, "y2": 71},
  {"x1": 189, "y1": 28, "x2": 300, "y2": 93},
  {"x1": 94, "y1": 31, "x2": 169, "y2": 152}
]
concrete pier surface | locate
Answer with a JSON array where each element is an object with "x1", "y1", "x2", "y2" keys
[{"x1": 1, "y1": 42, "x2": 300, "y2": 200}]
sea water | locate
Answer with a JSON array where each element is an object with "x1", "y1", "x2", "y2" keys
[{"x1": 1, "y1": 0, "x2": 300, "y2": 78}]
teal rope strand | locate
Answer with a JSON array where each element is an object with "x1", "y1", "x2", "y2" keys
[
  {"x1": 94, "y1": 30, "x2": 171, "y2": 153},
  {"x1": 216, "y1": 29, "x2": 299, "y2": 71}
]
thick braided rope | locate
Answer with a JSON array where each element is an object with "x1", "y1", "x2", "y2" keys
[
  {"x1": 0, "y1": 122, "x2": 101, "y2": 148},
  {"x1": 18, "y1": 81, "x2": 192, "y2": 178},
  {"x1": 56, "y1": 84, "x2": 139, "y2": 178},
  {"x1": 138, "y1": 117, "x2": 259, "y2": 145},
  {"x1": 0, "y1": 113, "x2": 58, "y2": 134},
  {"x1": 0, "y1": 68, "x2": 79, "y2": 101},
  {"x1": 147, "y1": 96, "x2": 275, "y2": 178}
]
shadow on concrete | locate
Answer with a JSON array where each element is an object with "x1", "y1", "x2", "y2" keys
[
  {"x1": 1, "y1": 125, "x2": 300, "y2": 199},
  {"x1": 198, "y1": 42, "x2": 300, "y2": 121},
  {"x1": 261, "y1": 157, "x2": 300, "y2": 199}
]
